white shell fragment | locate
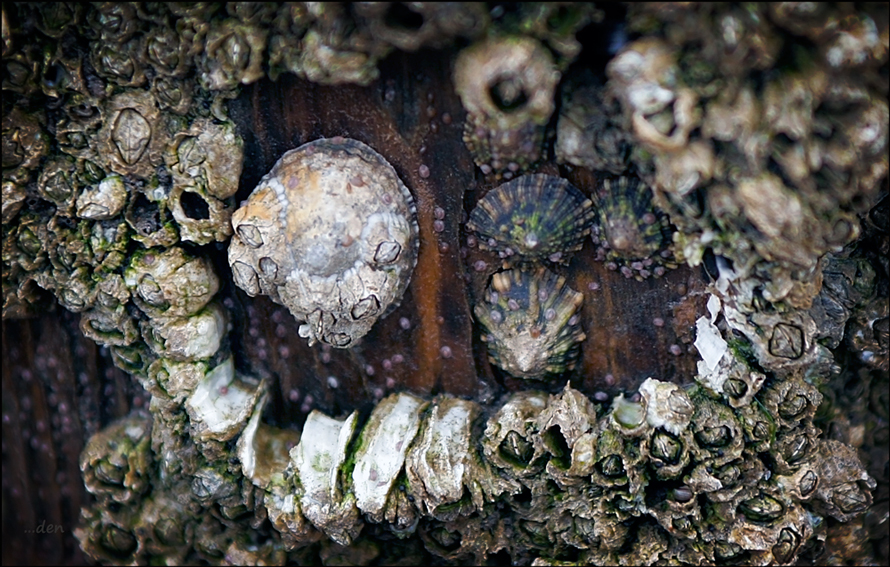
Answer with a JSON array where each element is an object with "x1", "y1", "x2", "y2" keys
[
  {"x1": 228, "y1": 137, "x2": 419, "y2": 348},
  {"x1": 291, "y1": 409, "x2": 362, "y2": 545},
  {"x1": 352, "y1": 392, "x2": 428, "y2": 523},
  {"x1": 405, "y1": 397, "x2": 516, "y2": 517},
  {"x1": 185, "y1": 357, "x2": 264, "y2": 443}
]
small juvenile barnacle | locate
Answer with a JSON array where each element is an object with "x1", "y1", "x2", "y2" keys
[
  {"x1": 475, "y1": 267, "x2": 585, "y2": 380},
  {"x1": 590, "y1": 176, "x2": 676, "y2": 280},
  {"x1": 466, "y1": 174, "x2": 594, "y2": 265},
  {"x1": 228, "y1": 137, "x2": 418, "y2": 348}
]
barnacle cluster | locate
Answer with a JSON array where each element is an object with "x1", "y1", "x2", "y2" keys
[{"x1": 2, "y1": 2, "x2": 887, "y2": 566}]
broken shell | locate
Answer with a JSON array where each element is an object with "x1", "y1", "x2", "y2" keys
[
  {"x1": 352, "y1": 392, "x2": 428, "y2": 524},
  {"x1": 290, "y1": 409, "x2": 362, "y2": 545},
  {"x1": 228, "y1": 137, "x2": 418, "y2": 348},
  {"x1": 475, "y1": 267, "x2": 585, "y2": 380},
  {"x1": 536, "y1": 386, "x2": 599, "y2": 479},
  {"x1": 454, "y1": 36, "x2": 560, "y2": 173},
  {"x1": 76, "y1": 174, "x2": 128, "y2": 220},
  {"x1": 466, "y1": 174, "x2": 594, "y2": 265},
  {"x1": 123, "y1": 246, "x2": 219, "y2": 320},
  {"x1": 184, "y1": 358, "x2": 264, "y2": 444},
  {"x1": 405, "y1": 396, "x2": 516, "y2": 520},
  {"x1": 482, "y1": 391, "x2": 550, "y2": 477},
  {"x1": 353, "y1": 2, "x2": 489, "y2": 52}
]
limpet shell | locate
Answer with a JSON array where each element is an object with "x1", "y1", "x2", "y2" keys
[
  {"x1": 228, "y1": 137, "x2": 419, "y2": 347},
  {"x1": 591, "y1": 176, "x2": 675, "y2": 279},
  {"x1": 475, "y1": 267, "x2": 585, "y2": 380},
  {"x1": 466, "y1": 174, "x2": 594, "y2": 265}
]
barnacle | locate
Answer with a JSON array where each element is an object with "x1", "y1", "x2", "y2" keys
[
  {"x1": 466, "y1": 174, "x2": 594, "y2": 265},
  {"x1": 555, "y1": 80, "x2": 632, "y2": 175},
  {"x1": 454, "y1": 36, "x2": 560, "y2": 175},
  {"x1": 474, "y1": 267, "x2": 585, "y2": 380},
  {"x1": 228, "y1": 137, "x2": 418, "y2": 348},
  {"x1": 353, "y1": 2, "x2": 489, "y2": 52}
]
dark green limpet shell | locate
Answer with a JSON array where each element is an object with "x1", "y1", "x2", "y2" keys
[
  {"x1": 591, "y1": 176, "x2": 677, "y2": 280},
  {"x1": 474, "y1": 267, "x2": 585, "y2": 380},
  {"x1": 466, "y1": 174, "x2": 594, "y2": 265}
]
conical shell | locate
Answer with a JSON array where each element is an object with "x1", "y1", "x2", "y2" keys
[
  {"x1": 591, "y1": 176, "x2": 675, "y2": 279},
  {"x1": 467, "y1": 174, "x2": 594, "y2": 265},
  {"x1": 474, "y1": 267, "x2": 585, "y2": 380}
]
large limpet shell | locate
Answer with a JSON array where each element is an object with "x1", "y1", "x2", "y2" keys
[
  {"x1": 228, "y1": 137, "x2": 419, "y2": 347},
  {"x1": 466, "y1": 174, "x2": 594, "y2": 265},
  {"x1": 475, "y1": 267, "x2": 586, "y2": 380}
]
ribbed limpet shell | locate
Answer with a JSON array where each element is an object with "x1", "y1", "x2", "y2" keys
[
  {"x1": 466, "y1": 174, "x2": 594, "y2": 265},
  {"x1": 228, "y1": 137, "x2": 418, "y2": 347},
  {"x1": 591, "y1": 176, "x2": 676, "y2": 279},
  {"x1": 475, "y1": 267, "x2": 585, "y2": 380}
]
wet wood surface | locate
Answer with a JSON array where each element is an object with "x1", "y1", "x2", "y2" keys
[{"x1": 2, "y1": 47, "x2": 707, "y2": 565}]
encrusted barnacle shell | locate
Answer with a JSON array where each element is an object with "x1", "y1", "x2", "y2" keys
[
  {"x1": 2, "y1": 106, "x2": 50, "y2": 176},
  {"x1": 97, "y1": 90, "x2": 165, "y2": 178},
  {"x1": 475, "y1": 267, "x2": 585, "y2": 380},
  {"x1": 555, "y1": 81, "x2": 631, "y2": 175},
  {"x1": 759, "y1": 376, "x2": 822, "y2": 430},
  {"x1": 37, "y1": 154, "x2": 80, "y2": 214},
  {"x1": 76, "y1": 174, "x2": 127, "y2": 220},
  {"x1": 228, "y1": 137, "x2": 418, "y2": 348},
  {"x1": 639, "y1": 378, "x2": 694, "y2": 435},
  {"x1": 466, "y1": 174, "x2": 594, "y2": 265},
  {"x1": 80, "y1": 303, "x2": 140, "y2": 347},
  {"x1": 808, "y1": 439, "x2": 877, "y2": 522},
  {"x1": 198, "y1": 19, "x2": 267, "y2": 90},
  {"x1": 290, "y1": 409, "x2": 363, "y2": 546},
  {"x1": 405, "y1": 396, "x2": 516, "y2": 520},
  {"x1": 771, "y1": 424, "x2": 820, "y2": 475},
  {"x1": 353, "y1": 2, "x2": 489, "y2": 52},
  {"x1": 736, "y1": 400, "x2": 777, "y2": 453},
  {"x1": 140, "y1": 302, "x2": 227, "y2": 361},
  {"x1": 590, "y1": 176, "x2": 676, "y2": 280},
  {"x1": 352, "y1": 392, "x2": 428, "y2": 525},
  {"x1": 165, "y1": 118, "x2": 243, "y2": 200},
  {"x1": 590, "y1": 425, "x2": 647, "y2": 492},
  {"x1": 536, "y1": 386, "x2": 599, "y2": 480},
  {"x1": 847, "y1": 294, "x2": 889, "y2": 371},
  {"x1": 454, "y1": 36, "x2": 560, "y2": 174},
  {"x1": 648, "y1": 427, "x2": 695, "y2": 480},
  {"x1": 80, "y1": 410, "x2": 152, "y2": 505},
  {"x1": 482, "y1": 391, "x2": 550, "y2": 478},
  {"x1": 688, "y1": 395, "x2": 745, "y2": 468},
  {"x1": 715, "y1": 491, "x2": 813, "y2": 563},
  {"x1": 123, "y1": 246, "x2": 219, "y2": 320}
]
